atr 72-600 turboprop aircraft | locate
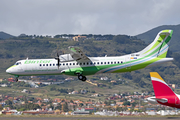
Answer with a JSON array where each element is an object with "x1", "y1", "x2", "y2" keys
[
  {"x1": 6, "y1": 30, "x2": 173, "y2": 82},
  {"x1": 146, "y1": 72, "x2": 180, "y2": 108}
]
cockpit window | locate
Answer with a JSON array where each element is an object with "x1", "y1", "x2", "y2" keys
[{"x1": 15, "y1": 62, "x2": 21, "y2": 65}]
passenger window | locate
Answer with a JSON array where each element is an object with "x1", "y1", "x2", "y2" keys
[
  {"x1": 121, "y1": 61, "x2": 123, "y2": 64},
  {"x1": 104, "y1": 62, "x2": 106, "y2": 64},
  {"x1": 80, "y1": 63, "x2": 82, "y2": 65},
  {"x1": 108, "y1": 62, "x2": 110, "y2": 64},
  {"x1": 40, "y1": 64, "x2": 42, "y2": 66},
  {"x1": 76, "y1": 63, "x2": 79, "y2": 65},
  {"x1": 97, "y1": 62, "x2": 99, "y2": 64},
  {"x1": 111, "y1": 62, "x2": 113, "y2": 64},
  {"x1": 90, "y1": 62, "x2": 93, "y2": 65},
  {"x1": 94, "y1": 62, "x2": 96, "y2": 64},
  {"x1": 114, "y1": 62, "x2": 116, "y2": 64},
  {"x1": 43, "y1": 64, "x2": 45, "y2": 66},
  {"x1": 101, "y1": 62, "x2": 103, "y2": 64},
  {"x1": 46, "y1": 64, "x2": 48, "y2": 66},
  {"x1": 53, "y1": 64, "x2": 55, "y2": 66},
  {"x1": 83, "y1": 63, "x2": 85, "y2": 65},
  {"x1": 70, "y1": 63, "x2": 71, "y2": 65},
  {"x1": 73, "y1": 63, "x2": 75, "y2": 65},
  {"x1": 87, "y1": 62, "x2": 89, "y2": 65},
  {"x1": 66, "y1": 63, "x2": 68, "y2": 65},
  {"x1": 63, "y1": 63, "x2": 65, "y2": 66},
  {"x1": 118, "y1": 61, "x2": 119, "y2": 64}
]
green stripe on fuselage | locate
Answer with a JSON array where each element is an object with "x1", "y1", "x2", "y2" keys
[{"x1": 113, "y1": 57, "x2": 162, "y2": 73}]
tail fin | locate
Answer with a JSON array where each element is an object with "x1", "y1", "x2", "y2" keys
[
  {"x1": 139, "y1": 30, "x2": 173, "y2": 58},
  {"x1": 150, "y1": 72, "x2": 175, "y2": 98}
]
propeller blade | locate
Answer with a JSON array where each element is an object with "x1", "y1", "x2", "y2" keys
[
  {"x1": 55, "y1": 52, "x2": 60, "y2": 69},
  {"x1": 58, "y1": 58, "x2": 60, "y2": 69}
]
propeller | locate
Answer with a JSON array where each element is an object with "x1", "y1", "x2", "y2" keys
[{"x1": 55, "y1": 52, "x2": 60, "y2": 69}]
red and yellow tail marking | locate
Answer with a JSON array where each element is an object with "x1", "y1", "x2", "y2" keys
[
  {"x1": 150, "y1": 72, "x2": 175, "y2": 97},
  {"x1": 150, "y1": 72, "x2": 165, "y2": 82}
]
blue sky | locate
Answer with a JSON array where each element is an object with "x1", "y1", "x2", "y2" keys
[{"x1": 0, "y1": 0, "x2": 179, "y2": 36}]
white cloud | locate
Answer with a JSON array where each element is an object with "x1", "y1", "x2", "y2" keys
[{"x1": 0, "y1": 0, "x2": 179, "y2": 36}]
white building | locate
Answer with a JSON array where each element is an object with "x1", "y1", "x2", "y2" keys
[
  {"x1": 100, "y1": 77, "x2": 108, "y2": 80},
  {"x1": 69, "y1": 91, "x2": 78, "y2": 94},
  {"x1": 1, "y1": 84, "x2": 7, "y2": 87},
  {"x1": 21, "y1": 89, "x2": 28, "y2": 93}
]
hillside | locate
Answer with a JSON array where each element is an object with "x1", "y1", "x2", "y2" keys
[
  {"x1": 136, "y1": 24, "x2": 180, "y2": 52},
  {"x1": 0, "y1": 31, "x2": 14, "y2": 39}
]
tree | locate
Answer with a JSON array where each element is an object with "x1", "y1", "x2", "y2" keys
[
  {"x1": 131, "y1": 102, "x2": 137, "y2": 108},
  {"x1": 104, "y1": 101, "x2": 108, "y2": 105},
  {"x1": 49, "y1": 103, "x2": 54, "y2": 110},
  {"x1": 5, "y1": 100, "x2": 12, "y2": 106},
  {"x1": 17, "y1": 108, "x2": 26, "y2": 111},
  {"x1": 24, "y1": 103, "x2": 41, "y2": 110},
  {"x1": 70, "y1": 100, "x2": 74, "y2": 103},
  {"x1": 123, "y1": 101, "x2": 130, "y2": 106},
  {"x1": 113, "y1": 35, "x2": 130, "y2": 44},
  {"x1": 122, "y1": 72, "x2": 132, "y2": 79},
  {"x1": 79, "y1": 103, "x2": 83, "y2": 107},
  {"x1": 0, "y1": 105, "x2": 3, "y2": 110},
  {"x1": 55, "y1": 103, "x2": 62, "y2": 110},
  {"x1": 116, "y1": 107, "x2": 123, "y2": 112},
  {"x1": 63, "y1": 102, "x2": 69, "y2": 112}
]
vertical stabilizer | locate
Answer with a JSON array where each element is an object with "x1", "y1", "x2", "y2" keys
[
  {"x1": 150, "y1": 72, "x2": 175, "y2": 97},
  {"x1": 138, "y1": 30, "x2": 173, "y2": 58}
]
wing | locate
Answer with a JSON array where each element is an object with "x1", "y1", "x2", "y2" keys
[{"x1": 68, "y1": 46, "x2": 90, "y2": 61}]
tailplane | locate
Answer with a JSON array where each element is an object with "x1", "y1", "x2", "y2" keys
[
  {"x1": 150, "y1": 72, "x2": 176, "y2": 98},
  {"x1": 138, "y1": 30, "x2": 173, "y2": 58}
]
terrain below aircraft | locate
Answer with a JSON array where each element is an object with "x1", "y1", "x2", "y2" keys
[
  {"x1": 6, "y1": 30, "x2": 173, "y2": 82},
  {"x1": 147, "y1": 72, "x2": 180, "y2": 108}
]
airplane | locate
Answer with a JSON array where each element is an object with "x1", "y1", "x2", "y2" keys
[
  {"x1": 146, "y1": 72, "x2": 180, "y2": 108},
  {"x1": 6, "y1": 30, "x2": 173, "y2": 82}
]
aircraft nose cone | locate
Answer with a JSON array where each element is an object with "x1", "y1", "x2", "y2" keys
[{"x1": 6, "y1": 68, "x2": 11, "y2": 73}]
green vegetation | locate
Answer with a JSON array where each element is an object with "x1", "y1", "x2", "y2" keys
[
  {"x1": 0, "y1": 32, "x2": 14, "y2": 40},
  {"x1": 136, "y1": 24, "x2": 180, "y2": 52}
]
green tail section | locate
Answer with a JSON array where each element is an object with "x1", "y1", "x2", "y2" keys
[{"x1": 138, "y1": 30, "x2": 173, "y2": 58}]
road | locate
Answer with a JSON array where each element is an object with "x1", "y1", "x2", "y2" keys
[{"x1": 1, "y1": 117, "x2": 180, "y2": 120}]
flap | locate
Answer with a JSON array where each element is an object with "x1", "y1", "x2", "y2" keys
[{"x1": 68, "y1": 46, "x2": 90, "y2": 61}]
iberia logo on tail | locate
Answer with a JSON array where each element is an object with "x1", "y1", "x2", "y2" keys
[{"x1": 147, "y1": 72, "x2": 180, "y2": 108}]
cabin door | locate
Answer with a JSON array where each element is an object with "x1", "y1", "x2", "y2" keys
[
  {"x1": 125, "y1": 56, "x2": 131, "y2": 70},
  {"x1": 17, "y1": 63, "x2": 23, "y2": 72}
]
